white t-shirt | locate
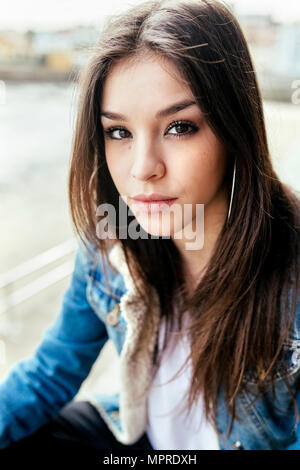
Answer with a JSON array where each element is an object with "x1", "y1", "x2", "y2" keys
[{"x1": 146, "y1": 308, "x2": 220, "y2": 450}]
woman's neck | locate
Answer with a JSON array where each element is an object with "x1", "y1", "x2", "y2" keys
[{"x1": 173, "y1": 187, "x2": 228, "y2": 298}]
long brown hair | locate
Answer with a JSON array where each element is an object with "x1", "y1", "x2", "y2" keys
[{"x1": 68, "y1": 0, "x2": 300, "y2": 438}]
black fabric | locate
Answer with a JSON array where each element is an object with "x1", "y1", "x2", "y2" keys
[{"x1": 0, "y1": 400, "x2": 153, "y2": 460}]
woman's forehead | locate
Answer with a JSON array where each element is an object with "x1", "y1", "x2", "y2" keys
[{"x1": 101, "y1": 54, "x2": 193, "y2": 111}]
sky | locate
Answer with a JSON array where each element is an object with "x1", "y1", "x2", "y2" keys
[{"x1": 0, "y1": 0, "x2": 299, "y2": 31}]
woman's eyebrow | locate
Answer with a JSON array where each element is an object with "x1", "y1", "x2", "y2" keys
[{"x1": 100, "y1": 99, "x2": 198, "y2": 121}]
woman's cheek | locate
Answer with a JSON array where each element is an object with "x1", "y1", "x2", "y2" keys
[{"x1": 106, "y1": 151, "x2": 123, "y2": 178}]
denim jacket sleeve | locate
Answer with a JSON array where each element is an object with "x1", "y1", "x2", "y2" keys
[{"x1": 0, "y1": 240, "x2": 109, "y2": 449}]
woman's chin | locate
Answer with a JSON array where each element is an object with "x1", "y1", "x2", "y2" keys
[{"x1": 134, "y1": 215, "x2": 182, "y2": 239}]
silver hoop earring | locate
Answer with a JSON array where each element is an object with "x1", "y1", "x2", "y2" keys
[{"x1": 227, "y1": 158, "x2": 236, "y2": 222}]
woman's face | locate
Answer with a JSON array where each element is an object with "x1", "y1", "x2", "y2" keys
[{"x1": 100, "y1": 53, "x2": 228, "y2": 239}]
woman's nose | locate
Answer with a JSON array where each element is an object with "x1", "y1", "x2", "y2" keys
[{"x1": 130, "y1": 137, "x2": 165, "y2": 181}]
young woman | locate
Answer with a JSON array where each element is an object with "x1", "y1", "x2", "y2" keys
[{"x1": 1, "y1": 0, "x2": 299, "y2": 454}]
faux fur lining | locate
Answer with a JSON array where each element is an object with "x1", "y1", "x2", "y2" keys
[{"x1": 108, "y1": 242, "x2": 161, "y2": 444}]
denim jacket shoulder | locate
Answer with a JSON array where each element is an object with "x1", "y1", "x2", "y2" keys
[{"x1": 83, "y1": 241, "x2": 129, "y2": 355}]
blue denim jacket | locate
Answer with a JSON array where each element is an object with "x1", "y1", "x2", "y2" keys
[{"x1": 0, "y1": 239, "x2": 299, "y2": 450}]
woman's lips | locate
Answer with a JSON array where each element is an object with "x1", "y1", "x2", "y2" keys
[{"x1": 131, "y1": 198, "x2": 178, "y2": 213}]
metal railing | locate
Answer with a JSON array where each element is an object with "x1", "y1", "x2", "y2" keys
[{"x1": 0, "y1": 238, "x2": 77, "y2": 316}]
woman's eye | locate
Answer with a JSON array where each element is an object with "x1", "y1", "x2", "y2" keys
[
  {"x1": 104, "y1": 127, "x2": 131, "y2": 140},
  {"x1": 103, "y1": 120, "x2": 198, "y2": 140},
  {"x1": 167, "y1": 121, "x2": 198, "y2": 137}
]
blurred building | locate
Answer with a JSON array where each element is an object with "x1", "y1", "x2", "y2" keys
[
  {"x1": 0, "y1": 30, "x2": 32, "y2": 63},
  {"x1": 0, "y1": 26, "x2": 99, "y2": 80},
  {"x1": 238, "y1": 14, "x2": 300, "y2": 101},
  {"x1": 275, "y1": 23, "x2": 300, "y2": 77},
  {"x1": 0, "y1": 14, "x2": 299, "y2": 98}
]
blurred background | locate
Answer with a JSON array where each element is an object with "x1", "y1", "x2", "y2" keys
[{"x1": 0, "y1": 0, "x2": 299, "y2": 397}]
